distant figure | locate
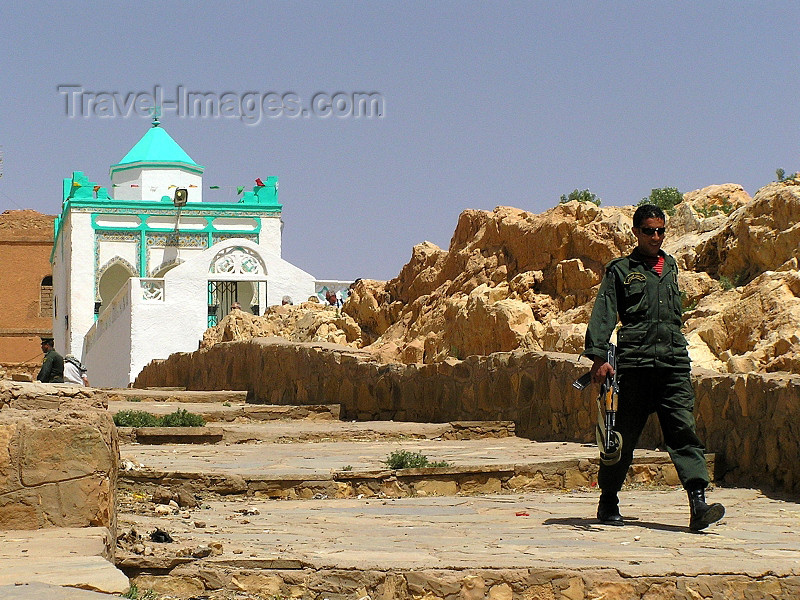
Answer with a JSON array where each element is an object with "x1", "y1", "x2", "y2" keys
[
  {"x1": 230, "y1": 301, "x2": 242, "y2": 311},
  {"x1": 37, "y1": 338, "x2": 64, "y2": 383},
  {"x1": 325, "y1": 290, "x2": 342, "y2": 308},
  {"x1": 64, "y1": 355, "x2": 89, "y2": 386},
  {"x1": 282, "y1": 295, "x2": 293, "y2": 305}
]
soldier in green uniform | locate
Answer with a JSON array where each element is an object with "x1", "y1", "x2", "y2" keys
[
  {"x1": 584, "y1": 204, "x2": 725, "y2": 531},
  {"x1": 36, "y1": 337, "x2": 65, "y2": 383}
]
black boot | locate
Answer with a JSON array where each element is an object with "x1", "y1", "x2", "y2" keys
[
  {"x1": 597, "y1": 492, "x2": 624, "y2": 525},
  {"x1": 688, "y1": 487, "x2": 725, "y2": 531}
]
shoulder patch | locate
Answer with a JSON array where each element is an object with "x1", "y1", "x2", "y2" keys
[{"x1": 624, "y1": 272, "x2": 647, "y2": 284}]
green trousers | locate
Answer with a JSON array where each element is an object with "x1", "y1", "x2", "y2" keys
[{"x1": 598, "y1": 368, "x2": 710, "y2": 494}]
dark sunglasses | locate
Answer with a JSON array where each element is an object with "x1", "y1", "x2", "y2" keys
[{"x1": 639, "y1": 226, "x2": 666, "y2": 236}]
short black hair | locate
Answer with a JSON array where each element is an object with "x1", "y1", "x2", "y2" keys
[{"x1": 633, "y1": 204, "x2": 666, "y2": 228}]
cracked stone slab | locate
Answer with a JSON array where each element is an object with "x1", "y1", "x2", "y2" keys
[
  {"x1": 0, "y1": 528, "x2": 128, "y2": 594},
  {"x1": 0, "y1": 581, "x2": 121, "y2": 599}
]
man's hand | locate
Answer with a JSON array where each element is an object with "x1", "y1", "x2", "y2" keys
[{"x1": 590, "y1": 356, "x2": 615, "y2": 385}]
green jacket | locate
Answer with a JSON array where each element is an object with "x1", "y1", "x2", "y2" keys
[
  {"x1": 37, "y1": 350, "x2": 65, "y2": 383},
  {"x1": 584, "y1": 249, "x2": 690, "y2": 370}
]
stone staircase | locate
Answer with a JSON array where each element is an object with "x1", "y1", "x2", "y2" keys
[{"x1": 106, "y1": 388, "x2": 800, "y2": 600}]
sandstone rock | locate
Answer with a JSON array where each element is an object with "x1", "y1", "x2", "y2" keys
[
  {"x1": 671, "y1": 183, "x2": 753, "y2": 238},
  {"x1": 693, "y1": 182, "x2": 800, "y2": 282},
  {"x1": 683, "y1": 269, "x2": 800, "y2": 374},
  {"x1": 201, "y1": 302, "x2": 363, "y2": 349},
  {"x1": 152, "y1": 486, "x2": 173, "y2": 505},
  {"x1": 0, "y1": 388, "x2": 117, "y2": 531}
]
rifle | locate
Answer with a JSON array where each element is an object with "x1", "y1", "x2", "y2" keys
[{"x1": 573, "y1": 344, "x2": 622, "y2": 466}]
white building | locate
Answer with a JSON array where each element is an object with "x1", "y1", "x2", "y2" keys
[{"x1": 52, "y1": 119, "x2": 323, "y2": 387}]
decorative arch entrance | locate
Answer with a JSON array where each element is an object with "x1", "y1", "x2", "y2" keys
[{"x1": 207, "y1": 245, "x2": 267, "y2": 325}]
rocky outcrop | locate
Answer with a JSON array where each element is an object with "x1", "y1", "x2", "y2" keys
[
  {"x1": 199, "y1": 182, "x2": 800, "y2": 375},
  {"x1": 346, "y1": 202, "x2": 634, "y2": 363}
]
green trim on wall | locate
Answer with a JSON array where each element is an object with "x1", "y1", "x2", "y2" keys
[
  {"x1": 139, "y1": 230, "x2": 146, "y2": 277},
  {"x1": 109, "y1": 161, "x2": 205, "y2": 176},
  {"x1": 51, "y1": 198, "x2": 278, "y2": 262},
  {"x1": 89, "y1": 213, "x2": 263, "y2": 236}
]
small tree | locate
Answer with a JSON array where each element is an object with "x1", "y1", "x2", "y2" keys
[
  {"x1": 559, "y1": 189, "x2": 601, "y2": 206},
  {"x1": 638, "y1": 187, "x2": 683, "y2": 215}
]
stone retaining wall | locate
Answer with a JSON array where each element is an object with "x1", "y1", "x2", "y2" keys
[
  {"x1": 0, "y1": 381, "x2": 119, "y2": 532},
  {"x1": 134, "y1": 338, "x2": 800, "y2": 495},
  {"x1": 126, "y1": 567, "x2": 800, "y2": 600}
]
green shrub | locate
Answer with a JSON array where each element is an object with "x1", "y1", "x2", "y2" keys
[
  {"x1": 158, "y1": 408, "x2": 206, "y2": 427},
  {"x1": 696, "y1": 198, "x2": 734, "y2": 218},
  {"x1": 776, "y1": 168, "x2": 799, "y2": 182},
  {"x1": 113, "y1": 408, "x2": 205, "y2": 428},
  {"x1": 719, "y1": 272, "x2": 744, "y2": 290},
  {"x1": 123, "y1": 584, "x2": 159, "y2": 599},
  {"x1": 560, "y1": 189, "x2": 601, "y2": 206},
  {"x1": 638, "y1": 187, "x2": 683, "y2": 215},
  {"x1": 113, "y1": 410, "x2": 160, "y2": 428},
  {"x1": 385, "y1": 450, "x2": 450, "y2": 469}
]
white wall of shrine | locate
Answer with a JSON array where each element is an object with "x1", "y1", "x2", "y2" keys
[{"x1": 83, "y1": 238, "x2": 316, "y2": 387}]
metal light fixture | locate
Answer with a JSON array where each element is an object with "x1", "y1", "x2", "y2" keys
[{"x1": 173, "y1": 188, "x2": 188, "y2": 207}]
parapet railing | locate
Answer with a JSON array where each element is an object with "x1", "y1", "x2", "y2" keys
[{"x1": 84, "y1": 278, "x2": 165, "y2": 353}]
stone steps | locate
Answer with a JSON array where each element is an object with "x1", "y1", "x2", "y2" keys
[
  {"x1": 119, "y1": 435, "x2": 701, "y2": 499},
  {"x1": 117, "y1": 417, "x2": 516, "y2": 445},
  {"x1": 107, "y1": 388, "x2": 249, "y2": 404},
  {"x1": 109, "y1": 399, "x2": 341, "y2": 425},
  {"x1": 110, "y1": 394, "x2": 799, "y2": 600}
]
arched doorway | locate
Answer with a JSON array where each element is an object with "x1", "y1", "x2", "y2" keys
[
  {"x1": 207, "y1": 245, "x2": 267, "y2": 325},
  {"x1": 97, "y1": 261, "x2": 136, "y2": 317}
]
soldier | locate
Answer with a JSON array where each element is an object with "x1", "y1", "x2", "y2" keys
[
  {"x1": 36, "y1": 337, "x2": 65, "y2": 383},
  {"x1": 584, "y1": 204, "x2": 725, "y2": 531}
]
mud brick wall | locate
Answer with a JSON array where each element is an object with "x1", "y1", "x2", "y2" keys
[
  {"x1": 0, "y1": 381, "x2": 118, "y2": 532},
  {"x1": 135, "y1": 338, "x2": 800, "y2": 495}
]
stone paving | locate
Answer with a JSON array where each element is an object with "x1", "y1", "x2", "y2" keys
[{"x1": 119, "y1": 487, "x2": 797, "y2": 575}]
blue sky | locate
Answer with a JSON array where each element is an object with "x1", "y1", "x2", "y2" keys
[{"x1": 1, "y1": 2, "x2": 798, "y2": 280}]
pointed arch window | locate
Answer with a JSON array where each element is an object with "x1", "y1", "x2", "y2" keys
[{"x1": 40, "y1": 275, "x2": 53, "y2": 317}]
